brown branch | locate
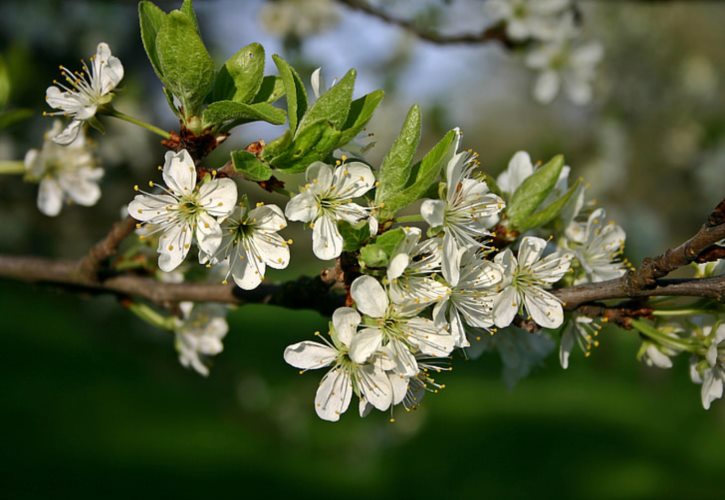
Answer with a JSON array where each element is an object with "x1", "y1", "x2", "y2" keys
[
  {"x1": 76, "y1": 216, "x2": 137, "y2": 280},
  {"x1": 0, "y1": 255, "x2": 343, "y2": 316},
  {"x1": 335, "y1": 0, "x2": 516, "y2": 47}
]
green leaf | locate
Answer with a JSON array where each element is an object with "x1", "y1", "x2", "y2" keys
[
  {"x1": 514, "y1": 181, "x2": 580, "y2": 232},
  {"x1": 297, "y1": 68, "x2": 356, "y2": 133},
  {"x1": 253, "y1": 76, "x2": 285, "y2": 104},
  {"x1": 358, "y1": 228, "x2": 406, "y2": 268},
  {"x1": 269, "y1": 119, "x2": 341, "y2": 173},
  {"x1": 262, "y1": 130, "x2": 293, "y2": 160},
  {"x1": 230, "y1": 150, "x2": 272, "y2": 182},
  {"x1": 359, "y1": 244, "x2": 389, "y2": 268},
  {"x1": 380, "y1": 128, "x2": 457, "y2": 219},
  {"x1": 212, "y1": 43, "x2": 265, "y2": 104},
  {"x1": 338, "y1": 89, "x2": 384, "y2": 146},
  {"x1": 338, "y1": 220, "x2": 371, "y2": 252},
  {"x1": 202, "y1": 100, "x2": 286, "y2": 129},
  {"x1": 272, "y1": 54, "x2": 307, "y2": 133},
  {"x1": 156, "y1": 11, "x2": 215, "y2": 117},
  {"x1": 375, "y1": 105, "x2": 421, "y2": 206},
  {"x1": 138, "y1": 1, "x2": 168, "y2": 84},
  {"x1": 180, "y1": 0, "x2": 199, "y2": 32},
  {"x1": 507, "y1": 155, "x2": 565, "y2": 230}
]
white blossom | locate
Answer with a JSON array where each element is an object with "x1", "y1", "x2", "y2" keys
[
  {"x1": 493, "y1": 236, "x2": 572, "y2": 329},
  {"x1": 689, "y1": 323, "x2": 725, "y2": 410},
  {"x1": 434, "y1": 249, "x2": 503, "y2": 347},
  {"x1": 387, "y1": 227, "x2": 449, "y2": 305},
  {"x1": 128, "y1": 149, "x2": 237, "y2": 272},
  {"x1": 526, "y1": 39, "x2": 604, "y2": 105},
  {"x1": 285, "y1": 160, "x2": 375, "y2": 260},
  {"x1": 205, "y1": 202, "x2": 290, "y2": 290},
  {"x1": 485, "y1": 0, "x2": 571, "y2": 42},
  {"x1": 174, "y1": 302, "x2": 229, "y2": 377},
  {"x1": 347, "y1": 275, "x2": 454, "y2": 377},
  {"x1": 559, "y1": 315, "x2": 602, "y2": 369},
  {"x1": 564, "y1": 208, "x2": 626, "y2": 284},
  {"x1": 45, "y1": 42, "x2": 124, "y2": 145},
  {"x1": 284, "y1": 307, "x2": 393, "y2": 422},
  {"x1": 421, "y1": 130, "x2": 505, "y2": 286},
  {"x1": 24, "y1": 120, "x2": 103, "y2": 216}
]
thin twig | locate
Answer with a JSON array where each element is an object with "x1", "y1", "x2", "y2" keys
[
  {"x1": 76, "y1": 216, "x2": 137, "y2": 280},
  {"x1": 335, "y1": 0, "x2": 515, "y2": 47}
]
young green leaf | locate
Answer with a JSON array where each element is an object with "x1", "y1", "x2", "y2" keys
[
  {"x1": 338, "y1": 220, "x2": 371, "y2": 252},
  {"x1": 268, "y1": 119, "x2": 341, "y2": 173},
  {"x1": 230, "y1": 150, "x2": 273, "y2": 182},
  {"x1": 180, "y1": 0, "x2": 199, "y2": 32},
  {"x1": 252, "y1": 76, "x2": 285, "y2": 104},
  {"x1": 380, "y1": 128, "x2": 457, "y2": 219},
  {"x1": 297, "y1": 68, "x2": 356, "y2": 133},
  {"x1": 212, "y1": 43, "x2": 265, "y2": 104},
  {"x1": 156, "y1": 11, "x2": 215, "y2": 117},
  {"x1": 338, "y1": 89, "x2": 384, "y2": 146},
  {"x1": 507, "y1": 154, "x2": 565, "y2": 229},
  {"x1": 272, "y1": 54, "x2": 307, "y2": 133},
  {"x1": 202, "y1": 100, "x2": 286, "y2": 130},
  {"x1": 375, "y1": 104, "x2": 421, "y2": 206},
  {"x1": 138, "y1": 1, "x2": 168, "y2": 83},
  {"x1": 358, "y1": 228, "x2": 406, "y2": 268},
  {"x1": 514, "y1": 181, "x2": 580, "y2": 232}
]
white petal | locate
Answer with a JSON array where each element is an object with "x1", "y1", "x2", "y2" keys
[
  {"x1": 407, "y1": 317, "x2": 455, "y2": 357},
  {"x1": 441, "y1": 232, "x2": 462, "y2": 287},
  {"x1": 332, "y1": 307, "x2": 361, "y2": 347},
  {"x1": 559, "y1": 327, "x2": 574, "y2": 369},
  {"x1": 358, "y1": 363, "x2": 392, "y2": 411},
  {"x1": 284, "y1": 341, "x2": 337, "y2": 369},
  {"x1": 254, "y1": 232, "x2": 290, "y2": 270},
  {"x1": 158, "y1": 223, "x2": 192, "y2": 272},
  {"x1": 348, "y1": 327, "x2": 383, "y2": 364},
  {"x1": 163, "y1": 149, "x2": 196, "y2": 197},
  {"x1": 534, "y1": 70, "x2": 561, "y2": 104},
  {"x1": 332, "y1": 161, "x2": 375, "y2": 198},
  {"x1": 493, "y1": 286, "x2": 520, "y2": 328},
  {"x1": 199, "y1": 178, "x2": 237, "y2": 218},
  {"x1": 499, "y1": 151, "x2": 534, "y2": 194},
  {"x1": 518, "y1": 236, "x2": 547, "y2": 268},
  {"x1": 128, "y1": 193, "x2": 177, "y2": 223},
  {"x1": 310, "y1": 67, "x2": 323, "y2": 99},
  {"x1": 315, "y1": 367, "x2": 353, "y2": 422},
  {"x1": 95, "y1": 42, "x2": 124, "y2": 94},
  {"x1": 249, "y1": 204, "x2": 287, "y2": 232},
  {"x1": 52, "y1": 120, "x2": 83, "y2": 146},
  {"x1": 524, "y1": 286, "x2": 564, "y2": 328},
  {"x1": 421, "y1": 199, "x2": 446, "y2": 228},
  {"x1": 305, "y1": 161, "x2": 334, "y2": 192},
  {"x1": 701, "y1": 371, "x2": 723, "y2": 410},
  {"x1": 37, "y1": 178, "x2": 64, "y2": 216},
  {"x1": 285, "y1": 191, "x2": 318, "y2": 222},
  {"x1": 59, "y1": 169, "x2": 102, "y2": 207},
  {"x1": 312, "y1": 214, "x2": 343, "y2": 260},
  {"x1": 389, "y1": 372, "x2": 409, "y2": 405},
  {"x1": 229, "y1": 251, "x2": 264, "y2": 290},
  {"x1": 388, "y1": 338, "x2": 419, "y2": 377},
  {"x1": 350, "y1": 275, "x2": 388, "y2": 318},
  {"x1": 196, "y1": 212, "x2": 223, "y2": 257}
]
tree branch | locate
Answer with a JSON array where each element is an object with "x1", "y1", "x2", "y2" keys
[
  {"x1": 335, "y1": 0, "x2": 515, "y2": 47},
  {"x1": 76, "y1": 216, "x2": 137, "y2": 280}
]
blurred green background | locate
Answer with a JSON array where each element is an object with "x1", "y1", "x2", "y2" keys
[{"x1": 1, "y1": 1, "x2": 724, "y2": 498}]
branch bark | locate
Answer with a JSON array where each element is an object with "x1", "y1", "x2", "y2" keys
[{"x1": 336, "y1": 0, "x2": 516, "y2": 47}]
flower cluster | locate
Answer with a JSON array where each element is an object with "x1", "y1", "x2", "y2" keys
[
  {"x1": 486, "y1": 0, "x2": 603, "y2": 105},
  {"x1": 282, "y1": 142, "x2": 604, "y2": 421}
]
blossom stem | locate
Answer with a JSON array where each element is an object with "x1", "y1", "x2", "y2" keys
[
  {"x1": 394, "y1": 214, "x2": 424, "y2": 223},
  {"x1": 630, "y1": 319, "x2": 700, "y2": 353},
  {"x1": 127, "y1": 302, "x2": 176, "y2": 331},
  {"x1": 106, "y1": 108, "x2": 171, "y2": 140},
  {"x1": 652, "y1": 308, "x2": 721, "y2": 317},
  {"x1": 0, "y1": 161, "x2": 25, "y2": 175}
]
